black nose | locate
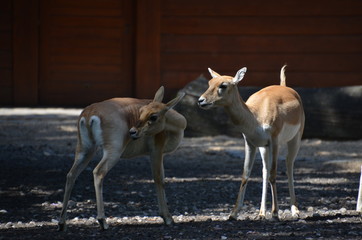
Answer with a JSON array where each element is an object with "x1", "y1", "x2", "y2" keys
[
  {"x1": 198, "y1": 98, "x2": 206, "y2": 106},
  {"x1": 129, "y1": 129, "x2": 137, "y2": 135}
]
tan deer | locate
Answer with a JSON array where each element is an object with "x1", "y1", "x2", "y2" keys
[
  {"x1": 198, "y1": 66, "x2": 305, "y2": 220},
  {"x1": 58, "y1": 86, "x2": 186, "y2": 231}
]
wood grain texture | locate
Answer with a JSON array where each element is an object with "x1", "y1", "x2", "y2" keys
[
  {"x1": 13, "y1": 0, "x2": 39, "y2": 106},
  {"x1": 39, "y1": 0, "x2": 135, "y2": 106}
]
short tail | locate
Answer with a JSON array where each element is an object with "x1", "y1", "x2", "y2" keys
[{"x1": 280, "y1": 65, "x2": 287, "y2": 87}]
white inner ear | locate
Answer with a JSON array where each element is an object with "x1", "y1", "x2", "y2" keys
[
  {"x1": 232, "y1": 67, "x2": 247, "y2": 84},
  {"x1": 208, "y1": 68, "x2": 220, "y2": 78},
  {"x1": 153, "y1": 86, "x2": 164, "y2": 102}
]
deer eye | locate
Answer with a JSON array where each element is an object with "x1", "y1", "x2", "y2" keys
[
  {"x1": 219, "y1": 83, "x2": 227, "y2": 89},
  {"x1": 149, "y1": 114, "x2": 158, "y2": 122}
]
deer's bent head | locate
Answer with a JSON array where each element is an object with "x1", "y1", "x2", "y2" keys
[
  {"x1": 129, "y1": 86, "x2": 185, "y2": 139},
  {"x1": 198, "y1": 67, "x2": 247, "y2": 109}
]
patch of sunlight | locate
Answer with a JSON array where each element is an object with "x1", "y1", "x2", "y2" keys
[
  {"x1": 299, "y1": 177, "x2": 349, "y2": 185},
  {"x1": 0, "y1": 108, "x2": 81, "y2": 116}
]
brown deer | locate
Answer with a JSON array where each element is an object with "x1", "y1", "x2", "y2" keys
[
  {"x1": 198, "y1": 66, "x2": 304, "y2": 220},
  {"x1": 58, "y1": 87, "x2": 186, "y2": 231}
]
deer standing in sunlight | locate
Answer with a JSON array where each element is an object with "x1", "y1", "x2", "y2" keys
[
  {"x1": 58, "y1": 86, "x2": 186, "y2": 231},
  {"x1": 198, "y1": 66, "x2": 305, "y2": 220}
]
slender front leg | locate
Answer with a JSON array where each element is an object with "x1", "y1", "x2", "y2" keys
[
  {"x1": 258, "y1": 144, "x2": 272, "y2": 218},
  {"x1": 150, "y1": 133, "x2": 173, "y2": 225},
  {"x1": 229, "y1": 140, "x2": 257, "y2": 220}
]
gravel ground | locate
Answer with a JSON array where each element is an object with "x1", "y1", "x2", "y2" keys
[{"x1": 0, "y1": 108, "x2": 361, "y2": 240}]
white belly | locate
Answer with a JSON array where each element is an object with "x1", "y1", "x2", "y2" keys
[{"x1": 278, "y1": 123, "x2": 300, "y2": 143}]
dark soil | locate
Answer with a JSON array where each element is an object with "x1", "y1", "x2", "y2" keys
[{"x1": 0, "y1": 108, "x2": 361, "y2": 239}]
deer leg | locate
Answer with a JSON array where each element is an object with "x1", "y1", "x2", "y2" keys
[
  {"x1": 229, "y1": 140, "x2": 256, "y2": 220},
  {"x1": 258, "y1": 144, "x2": 272, "y2": 219},
  {"x1": 93, "y1": 148, "x2": 122, "y2": 230},
  {"x1": 269, "y1": 142, "x2": 279, "y2": 220},
  {"x1": 58, "y1": 144, "x2": 96, "y2": 231},
  {"x1": 151, "y1": 146, "x2": 173, "y2": 225},
  {"x1": 286, "y1": 133, "x2": 301, "y2": 217}
]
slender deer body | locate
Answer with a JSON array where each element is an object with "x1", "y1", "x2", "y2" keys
[
  {"x1": 198, "y1": 66, "x2": 304, "y2": 220},
  {"x1": 58, "y1": 87, "x2": 186, "y2": 231}
]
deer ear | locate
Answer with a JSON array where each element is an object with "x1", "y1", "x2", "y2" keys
[
  {"x1": 208, "y1": 68, "x2": 221, "y2": 78},
  {"x1": 153, "y1": 86, "x2": 164, "y2": 102},
  {"x1": 232, "y1": 67, "x2": 247, "y2": 84},
  {"x1": 166, "y1": 91, "x2": 185, "y2": 109}
]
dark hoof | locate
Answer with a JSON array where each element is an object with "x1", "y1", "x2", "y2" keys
[
  {"x1": 228, "y1": 215, "x2": 238, "y2": 221},
  {"x1": 163, "y1": 217, "x2": 174, "y2": 226},
  {"x1": 57, "y1": 223, "x2": 67, "y2": 232},
  {"x1": 270, "y1": 216, "x2": 280, "y2": 222},
  {"x1": 98, "y1": 218, "x2": 109, "y2": 231}
]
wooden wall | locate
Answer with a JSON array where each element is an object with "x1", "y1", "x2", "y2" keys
[
  {"x1": 0, "y1": 0, "x2": 13, "y2": 105},
  {"x1": 160, "y1": 0, "x2": 362, "y2": 93},
  {"x1": 1, "y1": 0, "x2": 361, "y2": 106},
  {"x1": 39, "y1": 0, "x2": 135, "y2": 105}
]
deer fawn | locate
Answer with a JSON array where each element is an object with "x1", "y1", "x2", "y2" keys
[
  {"x1": 58, "y1": 86, "x2": 186, "y2": 231},
  {"x1": 198, "y1": 66, "x2": 305, "y2": 220}
]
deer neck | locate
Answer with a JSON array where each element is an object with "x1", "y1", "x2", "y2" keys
[
  {"x1": 165, "y1": 111, "x2": 187, "y2": 133},
  {"x1": 224, "y1": 90, "x2": 265, "y2": 141}
]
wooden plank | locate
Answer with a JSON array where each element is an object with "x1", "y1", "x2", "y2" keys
[
  {"x1": 161, "y1": 53, "x2": 362, "y2": 72},
  {"x1": 49, "y1": 63, "x2": 123, "y2": 72},
  {"x1": 50, "y1": 37, "x2": 123, "y2": 49},
  {"x1": 42, "y1": 84, "x2": 128, "y2": 106},
  {"x1": 0, "y1": 52, "x2": 12, "y2": 68},
  {"x1": 50, "y1": 27, "x2": 122, "y2": 39},
  {"x1": 0, "y1": 0, "x2": 12, "y2": 13},
  {"x1": 0, "y1": 13, "x2": 12, "y2": 31},
  {"x1": 161, "y1": 71, "x2": 362, "y2": 89},
  {"x1": 135, "y1": 0, "x2": 161, "y2": 98},
  {"x1": 50, "y1": 54, "x2": 122, "y2": 65},
  {"x1": 50, "y1": 72, "x2": 123, "y2": 84},
  {"x1": 0, "y1": 0, "x2": 13, "y2": 105},
  {"x1": 50, "y1": 16, "x2": 124, "y2": 28},
  {"x1": 39, "y1": 0, "x2": 135, "y2": 106},
  {"x1": 162, "y1": 35, "x2": 362, "y2": 54},
  {"x1": 0, "y1": 69, "x2": 12, "y2": 87},
  {"x1": 0, "y1": 32, "x2": 12, "y2": 51},
  {"x1": 0, "y1": 87, "x2": 13, "y2": 105},
  {"x1": 242, "y1": 72, "x2": 362, "y2": 87},
  {"x1": 50, "y1": 0, "x2": 122, "y2": 9},
  {"x1": 162, "y1": 0, "x2": 362, "y2": 16},
  {"x1": 13, "y1": 0, "x2": 39, "y2": 106},
  {"x1": 162, "y1": 16, "x2": 362, "y2": 35},
  {"x1": 48, "y1": 7, "x2": 122, "y2": 17},
  {"x1": 50, "y1": 46, "x2": 123, "y2": 56}
]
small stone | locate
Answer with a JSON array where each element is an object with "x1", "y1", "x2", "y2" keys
[
  {"x1": 339, "y1": 207, "x2": 347, "y2": 213},
  {"x1": 68, "y1": 200, "x2": 76, "y2": 208}
]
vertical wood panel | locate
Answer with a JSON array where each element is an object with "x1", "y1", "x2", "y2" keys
[
  {"x1": 135, "y1": 0, "x2": 161, "y2": 99},
  {"x1": 159, "y1": 0, "x2": 362, "y2": 89},
  {"x1": 39, "y1": 0, "x2": 135, "y2": 106},
  {"x1": 13, "y1": 0, "x2": 39, "y2": 106},
  {"x1": 0, "y1": 0, "x2": 13, "y2": 105}
]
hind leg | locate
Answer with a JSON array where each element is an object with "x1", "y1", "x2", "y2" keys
[
  {"x1": 93, "y1": 146, "x2": 123, "y2": 230},
  {"x1": 269, "y1": 142, "x2": 279, "y2": 219},
  {"x1": 58, "y1": 143, "x2": 96, "y2": 231},
  {"x1": 286, "y1": 133, "x2": 302, "y2": 217}
]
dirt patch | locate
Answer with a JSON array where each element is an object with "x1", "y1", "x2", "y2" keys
[{"x1": 0, "y1": 108, "x2": 361, "y2": 239}]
